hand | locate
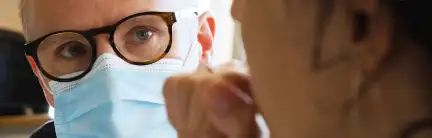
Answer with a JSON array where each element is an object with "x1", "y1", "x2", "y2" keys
[{"x1": 163, "y1": 61, "x2": 259, "y2": 138}]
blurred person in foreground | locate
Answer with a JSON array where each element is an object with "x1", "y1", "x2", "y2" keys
[
  {"x1": 163, "y1": 0, "x2": 432, "y2": 138},
  {"x1": 20, "y1": 0, "x2": 219, "y2": 137}
]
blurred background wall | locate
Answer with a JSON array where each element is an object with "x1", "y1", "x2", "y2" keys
[
  {"x1": 0, "y1": 1, "x2": 22, "y2": 32},
  {"x1": 0, "y1": 1, "x2": 33, "y2": 138}
]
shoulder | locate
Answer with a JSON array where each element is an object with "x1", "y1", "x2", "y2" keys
[{"x1": 30, "y1": 121, "x2": 56, "y2": 138}]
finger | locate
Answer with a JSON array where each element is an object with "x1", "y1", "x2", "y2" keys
[
  {"x1": 201, "y1": 78, "x2": 259, "y2": 138},
  {"x1": 164, "y1": 64, "x2": 216, "y2": 137},
  {"x1": 173, "y1": 75, "x2": 226, "y2": 138},
  {"x1": 212, "y1": 60, "x2": 248, "y2": 74},
  {"x1": 219, "y1": 73, "x2": 266, "y2": 137},
  {"x1": 220, "y1": 72, "x2": 253, "y2": 103},
  {"x1": 163, "y1": 75, "x2": 195, "y2": 130},
  {"x1": 219, "y1": 72, "x2": 268, "y2": 115},
  {"x1": 185, "y1": 76, "x2": 218, "y2": 137}
]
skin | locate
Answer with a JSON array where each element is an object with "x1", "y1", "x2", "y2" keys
[
  {"x1": 164, "y1": 61, "x2": 259, "y2": 138},
  {"x1": 22, "y1": 0, "x2": 431, "y2": 137},
  {"x1": 21, "y1": 0, "x2": 215, "y2": 107},
  {"x1": 165, "y1": 0, "x2": 432, "y2": 138},
  {"x1": 235, "y1": 0, "x2": 432, "y2": 138}
]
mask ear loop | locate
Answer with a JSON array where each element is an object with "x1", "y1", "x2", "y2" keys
[
  {"x1": 34, "y1": 68, "x2": 56, "y2": 119},
  {"x1": 35, "y1": 68, "x2": 55, "y2": 95},
  {"x1": 175, "y1": 8, "x2": 203, "y2": 71},
  {"x1": 181, "y1": 35, "x2": 202, "y2": 72}
]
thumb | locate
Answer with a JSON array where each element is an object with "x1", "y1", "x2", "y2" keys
[{"x1": 202, "y1": 78, "x2": 259, "y2": 138}]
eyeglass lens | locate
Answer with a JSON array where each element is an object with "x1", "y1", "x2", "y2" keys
[{"x1": 36, "y1": 14, "x2": 171, "y2": 79}]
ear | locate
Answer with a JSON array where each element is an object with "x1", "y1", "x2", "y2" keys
[
  {"x1": 26, "y1": 56, "x2": 55, "y2": 107},
  {"x1": 347, "y1": 0, "x2": 393, "y2": 73},
  {"x1": 197, "y1": 11, "x2": 216, "y2": 63}
]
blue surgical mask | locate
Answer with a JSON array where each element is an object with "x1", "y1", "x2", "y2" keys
[{"x1": 47, "y1": 53, "x2": 196, "y2": 138}]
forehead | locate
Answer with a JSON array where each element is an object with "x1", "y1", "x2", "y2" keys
[{"x1": 23, "y1": 0, "x2": 198, "y2": 40}]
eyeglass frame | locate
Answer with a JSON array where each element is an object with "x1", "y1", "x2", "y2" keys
[{"x1": 24, "y1": 9, "x2": 198, "y2": 82}]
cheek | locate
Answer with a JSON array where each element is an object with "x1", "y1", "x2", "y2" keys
[
  {"x1": 241, "y1": 1, "x2": 364, "y2": 136},
  {"x1": 166, "y1": 40, "x2": 180, "y2": 59},
  {"x1": 231, "y1": 0, "x2": 246, "y2": 22}
]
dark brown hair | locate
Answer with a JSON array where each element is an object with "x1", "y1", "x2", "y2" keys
[{"x1": 391, "y1": 0, "x2": 431, "y2": 47}]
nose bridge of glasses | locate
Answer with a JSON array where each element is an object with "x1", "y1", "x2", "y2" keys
[
  {"x1": 86, "y1": 25, "x2": 116, "y2": 37},
  {"x1": 93, "y1": 34, "x2": 117, "y2": 56},
  {"x1": 84, "y1": 25, "x2": 117, "y2": 56}
]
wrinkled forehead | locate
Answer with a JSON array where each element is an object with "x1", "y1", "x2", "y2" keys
[{"x1": 23, "y1": 0, "x2": 203, "y2": 40}]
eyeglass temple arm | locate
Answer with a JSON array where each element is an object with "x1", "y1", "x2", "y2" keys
[{"x1": 174, "y1": 8, "x2": 198, "y2": 21}]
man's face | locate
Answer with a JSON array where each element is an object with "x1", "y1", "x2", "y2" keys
[{"x1": 23, "y1": 0, "x2": 209, "y2": 106}]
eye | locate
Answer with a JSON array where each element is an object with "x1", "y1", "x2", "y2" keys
[
  {"x1": 130, "y1": 27, "x2": 154, "y2": 43},
  {"x1": 57, "y1": 42, "x2": 88, "y2": 59}
]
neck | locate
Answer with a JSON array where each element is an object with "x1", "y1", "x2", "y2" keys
[{"x1": 351, "y1": 37, "x2": 432, "y2": 138}]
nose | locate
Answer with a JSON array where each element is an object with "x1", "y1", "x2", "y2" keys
[{"x1": 94, "y1": 34, "x2": 116, "y2": 56}]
